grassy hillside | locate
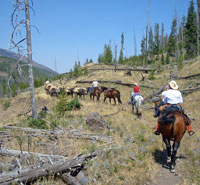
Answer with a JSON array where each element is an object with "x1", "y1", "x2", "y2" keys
[
  {"x1": 0, "y1": 60, "x2": 199, "y2": 184},
  {"x1": 0, "y1": 56, "x2": 57, "y2": 95}
]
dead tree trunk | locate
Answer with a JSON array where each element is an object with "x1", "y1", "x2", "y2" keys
[
  {"x1": 25, "y1": 0, "x2": 37, "y2": 119},
  {"x1": 0, "y1": 153, "x2": 96, "y2": 185}
]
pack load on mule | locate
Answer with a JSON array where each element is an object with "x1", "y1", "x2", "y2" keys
[
  {"x1": 153, "y1": 80, "x2": 195, "y2": 173},
  {"x1": 44, "y1": 81, "x2": 60, "y2": 97},
  {"x1": 73, "y1": 86, "x2": 87, "y2": 99},
  {"x1": 100, "y1": 86, "x2": 122, "y2": 104}
]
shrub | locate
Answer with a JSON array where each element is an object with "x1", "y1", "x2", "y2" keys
[
  {"x1": 55, "y1": 92, "x2": 81, "y2": 115},
  {"x1": 66, "y1": 98, "x2": 81, "y2": 111},
  {"x1": 55, "y1": 93, "x2": 69, "y2": 115},
  {"x1": 28, "y1": 118, "x2": 48, "y2": 129},
  {"x1": 148, "y1": 70, "x2": 155, "y2": 80}
]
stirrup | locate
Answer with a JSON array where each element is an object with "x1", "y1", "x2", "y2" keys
[
  {"x1": 154, "y1": 131, "x2": 160, "y2": 135},
  {"x1": 188, "y1": 131, "x2": 195, "y2": 136}
]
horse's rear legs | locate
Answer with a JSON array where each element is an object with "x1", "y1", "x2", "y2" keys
[
  {"x1": 163, "y1": 138, "x2": 171, "y2": 163},
  {"x1": 171, "y1": 141, "x2": 180, "y2": 173}
]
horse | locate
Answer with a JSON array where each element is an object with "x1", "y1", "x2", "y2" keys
[
  {"x1": 154, "y1": 99, "x2": 187, "y2": 173},
  {"x1": 100, "y1": 86, "x2": 122, "y2": 105},
  {"x1": 131, "y1": 95, "x2": 144, "y2": 117},
  {"x1": 76, "y1": 88, "x2": 87, "y2": 100},
  {"x1": 90, "y1": 87, "x2": 101, "y2": 101}
]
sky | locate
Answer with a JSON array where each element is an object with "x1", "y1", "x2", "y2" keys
[{"x1": 0, "y1": 0, "x2": 193, "y2": 73}]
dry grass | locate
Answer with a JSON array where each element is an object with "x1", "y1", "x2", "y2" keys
[{"x1": 0, "y1": 61, "x2": 200, "y2": 184}]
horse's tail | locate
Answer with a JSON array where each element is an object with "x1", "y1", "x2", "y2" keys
[
  {"x1": 159, "y1": 115, "x2": 175, "y2": 124},
  {"x1": 136, "y1": 96, "x2": 143, "y2": 114},
  {"x1": 117, "y1": 90, "x2": 122, "y2": 104}
]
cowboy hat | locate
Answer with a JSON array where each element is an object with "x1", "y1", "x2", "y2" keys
[
  {"x1": 45, "y1": 81, "x2": 50, "y2": 85},
  {"x1": 169, "y1": 80, "x2": 178, "y2": 90},
  {"x1": 134, "y1": 82, "x2": 138, "y2": 86}
]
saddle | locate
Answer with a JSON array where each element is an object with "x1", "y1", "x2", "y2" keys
[{"x1": 158, "y1": 104, "x2": 191, "y2": 125}]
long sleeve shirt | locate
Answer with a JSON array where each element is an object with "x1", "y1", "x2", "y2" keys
[{"x1": 162, "y1": 89, "x2": 183, "y2": 104}]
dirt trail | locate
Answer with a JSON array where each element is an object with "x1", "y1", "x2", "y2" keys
[{"x1": 150, "y1": 149, "x2": 185, "y2": 185}]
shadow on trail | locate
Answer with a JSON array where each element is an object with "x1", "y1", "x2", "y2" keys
[
  {"x1": 152, "y1": 149, "x2": 170, "y2": 169},
  {"x1": 152, "y1": 149, "x2": 187, "y2": 170}
]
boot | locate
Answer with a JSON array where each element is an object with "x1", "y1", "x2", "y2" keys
[
  {"x1": 186, "y1": 125, "x2": 195, "y2": 136},
  {"x1": 154, "y1": 123, "x2": 160, "y2": 135}
]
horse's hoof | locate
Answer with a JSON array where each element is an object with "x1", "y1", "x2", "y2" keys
[{"x1": 170, "y1": 168, "x2": 175, "y2": 173}]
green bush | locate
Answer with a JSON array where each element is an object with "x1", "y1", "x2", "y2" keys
[
  {"x1": 56, "y1": 93, "x2": 81, "y2": 115},
  {"x1": 28, "y1": 118, "x2": 48, "y2": 129},
  {"x1": 55, "y1": 92, "x2": 69, "y2": 115},
  {"x1": 148, "y1": 70, "x2": 155, "y2": 80},
  {"x1": 66, "y1": 98, "x2": 81, "y2": 111}
]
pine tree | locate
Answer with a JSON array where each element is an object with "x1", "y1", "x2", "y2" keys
[
  {"x1": 104, "y1": 44, "x2": 113, "y2": 64},
  {"x1": 168, "y1": 18, "x2": 177, "y2": 57},
  {"x1": 119, "y1": 32, "x2": 124, "y2": 64},
  {"x1": 141, "y1": 37, "x2": 146, "y2": 65},
  {"x1": 161, "y1": 53, "x2": 165, "y2": 65},
  {"x1": 148, "y1": 27, "x2": 154, "y2": 59},
  {"x1": 161, "y1": 23, "x2": 165, "y2": 51},
  {"x1": 154, "y1": 23, "x2": 160, "y2": 54},
  {"x1": 98, "y1": 54, "x2": 104, "y2": 63},
  {"x1": 185, "y1": 0, "x2": 197, "y2": 58},
  {"x1": 166, "y1": 52, "x2": 170, "y2": 64}
]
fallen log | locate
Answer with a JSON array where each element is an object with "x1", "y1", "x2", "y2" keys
[
  {"x1": 0, "y1": 148, "x2": 66, "y2": 161},
  {"x1": 4, "y1": 126, "x2": 64, "y2": 137},
  {"x1": 144, "y1": 86, "x2": 200, "y2": 102},
  {"x1": 88, "y1": 68, "x2": 155, "y2": 73},
  {"x1": 61, "y1": 173, "x2": 81, "y2": 185},
  {"x1": 76, "y1": 80, "x2": 155, "y2": 89},
  {"x1": 178, "y1": 73, "x2": 200, "y2": 79},
  {"x1": 181, "y1": 87, "x2": 200, "y2": 95},
  {"x1": 0, "y1": 153, "x2": 96, "y2": 185},
  {"x1": 144, "y1": 85, "x2": 166, "y2": 102}
]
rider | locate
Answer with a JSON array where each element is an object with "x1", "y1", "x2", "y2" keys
[
  {"x1": 154, "y1": 80, "x2": 195, "y2": 136},
  {"x1": 89, "y1": 79, "x2": 99, "y2": 94},
  {"x1": 153, "y1": 85, "x2": 169, "y2": 117},
  {"x1": 129, "y1": 83, "x2": 141, "y2": 104}
]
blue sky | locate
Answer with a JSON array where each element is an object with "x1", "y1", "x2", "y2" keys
[{"x1": 0, "y1": 0, "x2": 192, "y2": 73}]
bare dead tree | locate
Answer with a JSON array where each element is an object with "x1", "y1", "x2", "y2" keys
[{"x1": 10, "y1": 0, "x2": 37, "y2": 119}]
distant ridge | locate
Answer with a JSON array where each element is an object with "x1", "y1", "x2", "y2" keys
[{"x1": 0, "y1": 48, "x2": 58, "y2": 75}]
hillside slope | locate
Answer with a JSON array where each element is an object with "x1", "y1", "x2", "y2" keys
[
  {"x1": 0, "y1": 61, "x2": 199, "y2": 184},
  {"x1": 0, "y1": 48, "x2": 58, "y2": 74}
]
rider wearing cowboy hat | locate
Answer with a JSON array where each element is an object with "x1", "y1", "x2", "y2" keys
[
  {"x1": 154, "y1": 80, "x2": 195, "y2": 136},
  {"x1": 129, "y1": 82, "x2": 141, "y2": 104},
  {"x1": 89, "y1": 79, "x2": 99, "y2": 94}
]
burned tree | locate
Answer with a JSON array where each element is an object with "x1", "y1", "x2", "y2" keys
[{"x1": 10, "y1": 0, "x2": 37, "y2": 118}]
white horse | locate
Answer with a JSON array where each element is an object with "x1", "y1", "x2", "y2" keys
[{"x1": 131, "y1": 95, "x2": 144, "y2": 117}]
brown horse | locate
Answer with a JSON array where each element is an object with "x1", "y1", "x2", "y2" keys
[
  {"x1": 90, "y1": 87, "x2": 101, "y2": 101},
  {"x1": 154, "y1": 99, "x2": 187, "y2": 173},
  {"x1": 100, "y1": 86, "x2": 122, "y2": 105}
]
